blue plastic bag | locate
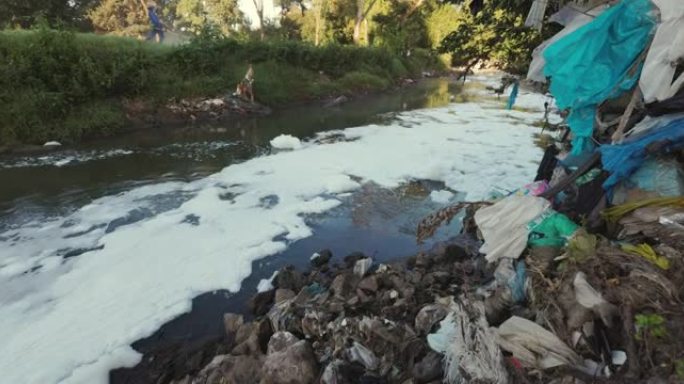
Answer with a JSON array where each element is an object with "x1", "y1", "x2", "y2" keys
[
  {"x1": 543, "y1": 0, "x2": 656, "y2": 154},
  {"x1": 600, "y1": 118, "x2": 684, "y2": 192}
]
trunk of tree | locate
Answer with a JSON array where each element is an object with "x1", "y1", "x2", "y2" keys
[
  {"x1": 353, "y1": 0, "x2": 376, "y2": 45},
  {"x1": 315, "y1": 20, "x2": 320, "y2": 46},
  {"x1": 251, "y1": 0, "x2": 265, "y2": 40},
  {"x1": 353, "y1": 0, "x2": 364, "y2": 45}
]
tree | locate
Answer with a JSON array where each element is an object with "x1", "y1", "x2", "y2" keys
[
  {"x1": 438, "y1": 0, "x2": 541, "y2": 74},
  {"x1": 0, "y1": 0, "x2": 97, "y2": 29},
  {"x1": 88, "y1": 0, "x2": 147, "y2": 36},
  {"x1": 251, "y1": 0, "x2": 265, "y2": 39}
]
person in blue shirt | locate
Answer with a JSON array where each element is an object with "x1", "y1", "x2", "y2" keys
[{"x1": 144, "y1": 1, "x2": 164, "y2": 43}]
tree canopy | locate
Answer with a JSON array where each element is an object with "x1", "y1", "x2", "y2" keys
[{"x1": 2, "y1": 0, "x2": 548, "y2": 72}]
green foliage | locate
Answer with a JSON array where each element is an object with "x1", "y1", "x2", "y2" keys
[
  {"x1": 88, "y1": 0, "x2": 148, "y2": 36},
  {"x1": 175, "y1": 0, "x2": 244, "y2": 36},
  {"x1": 0, "y1": 30, "x2": 441, "y2": 145},
  {"x1": 0, "y1": 0, "x2": 96, "y2": 30},
  {"x1": 439, "y1": 0, "x2": 541, "y2": 74},
  {"x1": 675, "y1": 359, "x2": 684, "y2": 379},
  {"x1": 635, "y1": 313, "x2": 668, "y2": 340}
]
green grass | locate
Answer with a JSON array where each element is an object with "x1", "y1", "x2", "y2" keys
[{"x1": 0, "y1": 29, "x2": 443, "y2": 146}]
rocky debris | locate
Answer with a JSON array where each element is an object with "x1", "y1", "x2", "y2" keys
[
  {"x1": 273, "y1": 265, "x2": 306, "y2": 291},
  {"x1": 166, "y1": 95, "x2": 272, "y2": 122},
  {"x1": 323, "y1": 95, "x2": 349, "y2": 108},
  {"x1": 274, "y1": 288, "x2": 296, "y2": 304},
  {"x1": 262, "y1": 338, "x2": 318, "y2": 384},
  {"x1": 169, "y1": 243, "x2": 481, "y2": 384},
  {"x1": 223, "y1": 313, "x2": 244, "y2": 336},
  {"x1": 311, "y1": 249, "x2": 333, "y2": 268}
]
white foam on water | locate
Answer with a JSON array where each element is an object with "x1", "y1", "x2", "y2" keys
[
  {"x1": 0, "y1": 98, "x2": 545, "y2": 384},
  {"x1": 270, "y1": 134, "x2": 303, "y2": 150},
  {"x1": 430, "y1": 190, "x2": 455, "y2": 204}
]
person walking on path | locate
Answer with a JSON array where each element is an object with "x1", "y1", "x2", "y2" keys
[{"x1": 142, "y1": 1, "x2": 164, "y2": 43}]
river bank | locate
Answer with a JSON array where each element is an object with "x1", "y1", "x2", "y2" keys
[{"x1": 0, "y1": 29, "x2": 444, "y2": 150}]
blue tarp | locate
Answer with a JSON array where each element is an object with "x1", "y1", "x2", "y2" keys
[
  {"x1": 600, "y1": 118, "x2": 684, "y2": 191},
  {"x1": 543, "y1": 0, "x2": 656, "y2": 154}
]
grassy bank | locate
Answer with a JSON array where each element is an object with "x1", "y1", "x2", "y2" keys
[{"x1": 0, "y1": 29, "x2": 443, "y2": 146}]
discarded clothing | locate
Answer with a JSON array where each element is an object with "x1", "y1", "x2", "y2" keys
[
  {"x1": 639, "y1": 0, "x2": 684, "y2": 103},
  {"x1": 621, "y1": 243, "x2": 670, "y2": 270},
  {"x1": 528, "y1": 211, "x2": 579, "y2": 248},
  {"x1": 475, "y1": 195, "x2": 551, "y2": 262},
  {"x1": 543, "y1": 0, "x2": 656, "y2": 154},
  {"x1": 496, "y1": 316, "x2": 583, "y2": 369},
  {"x1": 600, "y1": 118, "x2": 684, "y2": 191}
]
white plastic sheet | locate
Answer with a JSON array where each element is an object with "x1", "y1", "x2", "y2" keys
[
  {"x1": 639, "y1": 0, "x2": 684, "y2": 103},
  {"x1": 496, "y1": 316, "x2": 583, "y2": 369},
  {"x1": 475, "y1": 195, "x2": 551, "y2": 262}
]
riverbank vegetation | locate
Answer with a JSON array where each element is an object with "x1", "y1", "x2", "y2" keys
[
  {"x1": 0, "y1": 30, "x2": 440, "y2": 145},
  {"x1": 0, "y1": 0, "x2": 545, "y2": 146}
]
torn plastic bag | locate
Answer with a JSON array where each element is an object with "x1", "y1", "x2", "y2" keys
[
  {"x1": 495, "y1": 316, "x2": 583, "y2": 370},
  {"x1": 474, "y1": 195, "x2": 551, "y2": 262},
  {"x1": 624, "y1": 112, "x2": 684, "y2": 139},
  {"x1": 573, "y1": 272, "x2": 618, "y2": 327},
  {"x1": 623, "y1": 158, "x2": 684, "y2": 197},
  {"x1": 524, "y1": 0, "x2": 549, "y2": 31},
  {"x1": 543, "y1": 0, "x2": 656, "y2": 154},
  {"x1": 600, "y1": 118, "x2": 684, "y2": 192},
  {"x1": 527, "y1": 4, "x2": 606, "y2": 83},
  {"x1": 346, "y1": 342, "x2": 380, "y2": 371},
  {"x1": 639, "y1": 0, "x2": 684, "y2": 104},
  {"x1": 494, "y1": 259, "x2": 527, "y2": 304},
  {"x1": 528, "y1": 211, "x2": 579, "y2": 248},
  {"x1": 428, "y1": 299, "x2": 508, "y2": 384}
]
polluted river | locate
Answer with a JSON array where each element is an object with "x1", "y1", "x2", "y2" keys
[{"x1": 0, "y1": 76, "x2": 553, "y2": 383}]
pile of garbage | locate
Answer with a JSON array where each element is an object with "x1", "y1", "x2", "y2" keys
[
  {"x1": 166, "y1": 95, "x2": 272, "y2": 122},
  {"x1": 158, "y1": 240, "x2": 492, "y2": 384}
]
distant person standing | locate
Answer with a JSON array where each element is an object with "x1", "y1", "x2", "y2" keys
[{"x1": 143, "y1": 1, "x2": 164, "y2": 43}]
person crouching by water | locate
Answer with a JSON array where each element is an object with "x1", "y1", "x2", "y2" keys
[
  {"x1": 235, "y1": 64, "x2": 255, "y2": 103},
  {"x1": 143, "y1": 1, "x2": 164, "y2": 43}
]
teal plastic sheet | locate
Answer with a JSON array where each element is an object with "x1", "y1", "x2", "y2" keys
[
  {"x1": 543, "y1": 0, "x2": 656, "y2": 154},
  {"x1": 528, "y1": 211, "x2": 579, "y2": 247}
]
